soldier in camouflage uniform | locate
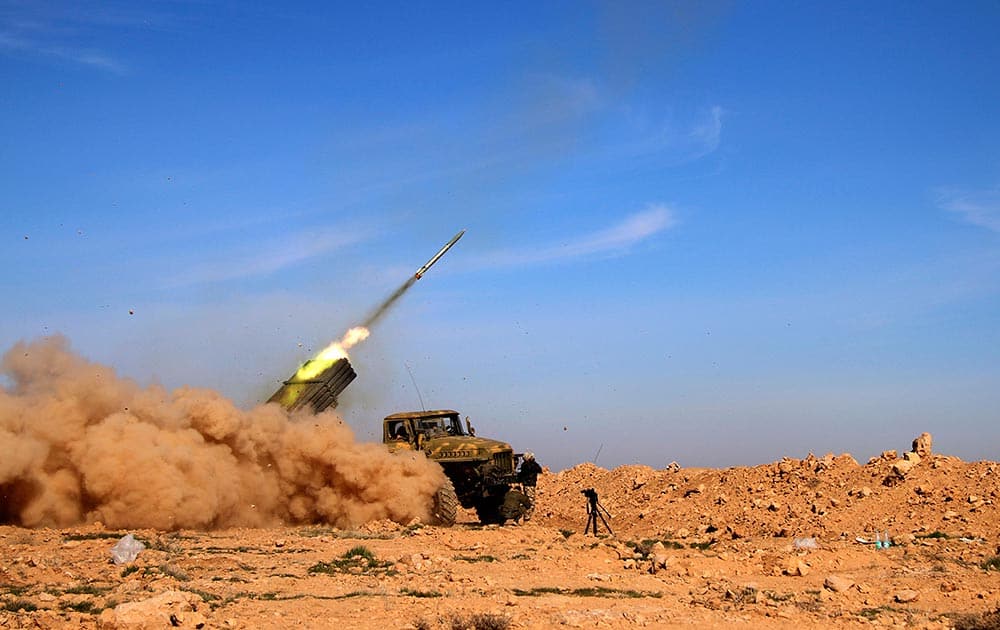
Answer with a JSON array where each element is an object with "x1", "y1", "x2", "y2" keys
[
  {"x1": 517, "y1": 452, "x2": 542, "y2": 520},
  {"x1": 500, "y1": 489, "x2": 532, "y2": 523}
]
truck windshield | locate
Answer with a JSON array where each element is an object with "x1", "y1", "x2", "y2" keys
[{"x1": 416, "y1": 415, "x2": 464, "y2": 436}]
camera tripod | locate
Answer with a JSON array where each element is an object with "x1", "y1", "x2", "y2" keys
[{"x1": 583, "y1": 489, "x2": 613, "y2": 536}]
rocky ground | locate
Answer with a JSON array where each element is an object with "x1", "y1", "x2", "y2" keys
[{"x1": 2, "y1": 435, "x2": 999, "y2": 629}]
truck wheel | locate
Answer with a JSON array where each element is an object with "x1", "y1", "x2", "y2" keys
[{"x1": 430, "y1": 479, "x2": 458, "y2": 526}]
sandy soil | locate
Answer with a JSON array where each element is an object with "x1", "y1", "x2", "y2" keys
[{"x1": 2, "y1": 444, "x2": 999, "y2": 629}]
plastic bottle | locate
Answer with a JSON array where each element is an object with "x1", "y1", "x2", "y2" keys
[
  {"x1": 874, "y1": 532, "x2": 882, "y2": 549},
  {"x1": 883, "y1": 531, "x2": 891, "y2": 548}
]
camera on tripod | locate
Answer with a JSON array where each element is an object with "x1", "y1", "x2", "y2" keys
[{"x1": 580, "y1": 487, "x2": 612, "y2": 536}]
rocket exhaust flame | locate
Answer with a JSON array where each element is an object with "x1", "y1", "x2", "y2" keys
[{"x1": 296, "y1": 326, "x2": 370, "y2": 382}]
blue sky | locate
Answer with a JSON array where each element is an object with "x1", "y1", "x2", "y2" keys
[{"x1": 2, "y1": 1, "x2": 998, "y2": 470}]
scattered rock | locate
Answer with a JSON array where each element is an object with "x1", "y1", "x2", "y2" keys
[
  {"x1": 895, "y1": 533, "x2": 916, "y2": 546},
  {"x1": 894, "y1": 589, "x2": 919, "y2": 603},
  {"x1": 824, "y1": 575, "x2": 855, "y2": 593},
  {"x1": 400, "y1": 553, "x2": 424, "y2": 567},
  {"x1": 650, "y1": 553, "x2": 669, "y2": 570},
  {"x1": 98, "y1": 590, "x2": 205, "y2": 630},
  {"x1": 726, "y1": 524, "x2": 746, "y2": 539},
  {"x1": 892, "y1": 459, "x2": 916, "y2": 479},
  {"x1": 684, "y1": 484, "x2": 705, "y2": 497},
  {"x1": 912, "y1": 432, "x2": 933, "y2": 458}
]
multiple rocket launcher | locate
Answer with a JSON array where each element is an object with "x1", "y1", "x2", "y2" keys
[
  {"x1": 268, "y1": 230, "x2": 466, "y2": 413},
  {"x1": 265, "y1": 358, "x2": 356, "y2": 413}
]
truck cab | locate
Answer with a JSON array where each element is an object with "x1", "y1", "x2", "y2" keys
[{"x1": 384, "y1": 410, "x2": 466, "y2": 447}]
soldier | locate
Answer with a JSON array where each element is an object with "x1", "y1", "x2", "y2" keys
[
  {"x1": 500, "y1": 489, "x2": 532, "y2": 524},
  {"x1": 518, "y1": 452, "x2": 542, "y2": 520},
  {"x1": 389, "y1": 421, "x2": 408, "y2": 440}
]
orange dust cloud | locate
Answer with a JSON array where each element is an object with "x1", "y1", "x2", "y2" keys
[{"x1": 0, "y1": 336, "x2": 445, "y2": 530}]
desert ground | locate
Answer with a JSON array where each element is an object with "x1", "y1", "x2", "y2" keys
[{"x1": 2, "y1": 436, "x2": 999, "y2": 629}]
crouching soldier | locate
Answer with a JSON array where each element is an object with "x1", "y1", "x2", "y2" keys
[{"x1": 500, "y1": 489, "x2": 532, "y2": 524}]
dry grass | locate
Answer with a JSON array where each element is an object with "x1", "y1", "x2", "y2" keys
[
  {"x1": 308, "y1": 545, "x2": 394, "y2": 576},
  {"x1": 450, "y1": 612, "x2": 511, "y2": 630},
  {"x1": 512, "y1": 585, "x2": 661, "y2": 598},
  {"x1": 2, "y1": 599, "x2": 37, "y2": 612},
  {"x1": 400, "y1": 588, "x2": 442, "y2": 598},
  {"x1": 453, "y1": 555, "x2": 497, "y2": 563}
]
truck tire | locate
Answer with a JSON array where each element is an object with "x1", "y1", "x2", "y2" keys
[{"x1": 430, "y1": 479, "x2": 458, "y2": 526}]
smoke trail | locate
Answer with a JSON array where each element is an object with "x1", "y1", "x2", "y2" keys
[
  {"x1": 361, "y1": 276, "x2": 418, "y2": 330},
  {"x1": 0, "y1": 336, "x2": 445, "y2": 530}
]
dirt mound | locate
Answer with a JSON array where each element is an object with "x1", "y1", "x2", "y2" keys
[{"x1": 535, "y1": 438, "x2": 999, "y2": 544}]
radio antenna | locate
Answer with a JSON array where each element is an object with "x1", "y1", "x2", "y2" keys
[{"x1": 404, "y1": 362, "x2": 426, "y2": 411}]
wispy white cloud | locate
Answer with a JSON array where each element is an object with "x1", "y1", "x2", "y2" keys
[
  {"x1": 164, "y1": 225, "x2": 373, "y2": 287},
  {"x1": 328, "y1": 100, "x2": 726, "y2": 206},
  {"x1": 475, "y1": 204, "x2": 676, "y2": 269},
  {"x1": 0, "y1": 31, "x2": 126, "y2": 73},
  {"x1": 590, "y1": 104, "x2": 726, "y2": 169},
  {"x1": 687, "y1": 105, "x2": 724, "y2": 159},
  {"x1": 938, "y1": 188, "x2": 1000, "y2": 234}
]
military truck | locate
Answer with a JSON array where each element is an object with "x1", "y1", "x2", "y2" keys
[
  {"x1": 382, "y1": 410, "x2": 527, "y2": 525},
  {"x1": 268, "y1": 359, "x2": 529, "y2": 525}
]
